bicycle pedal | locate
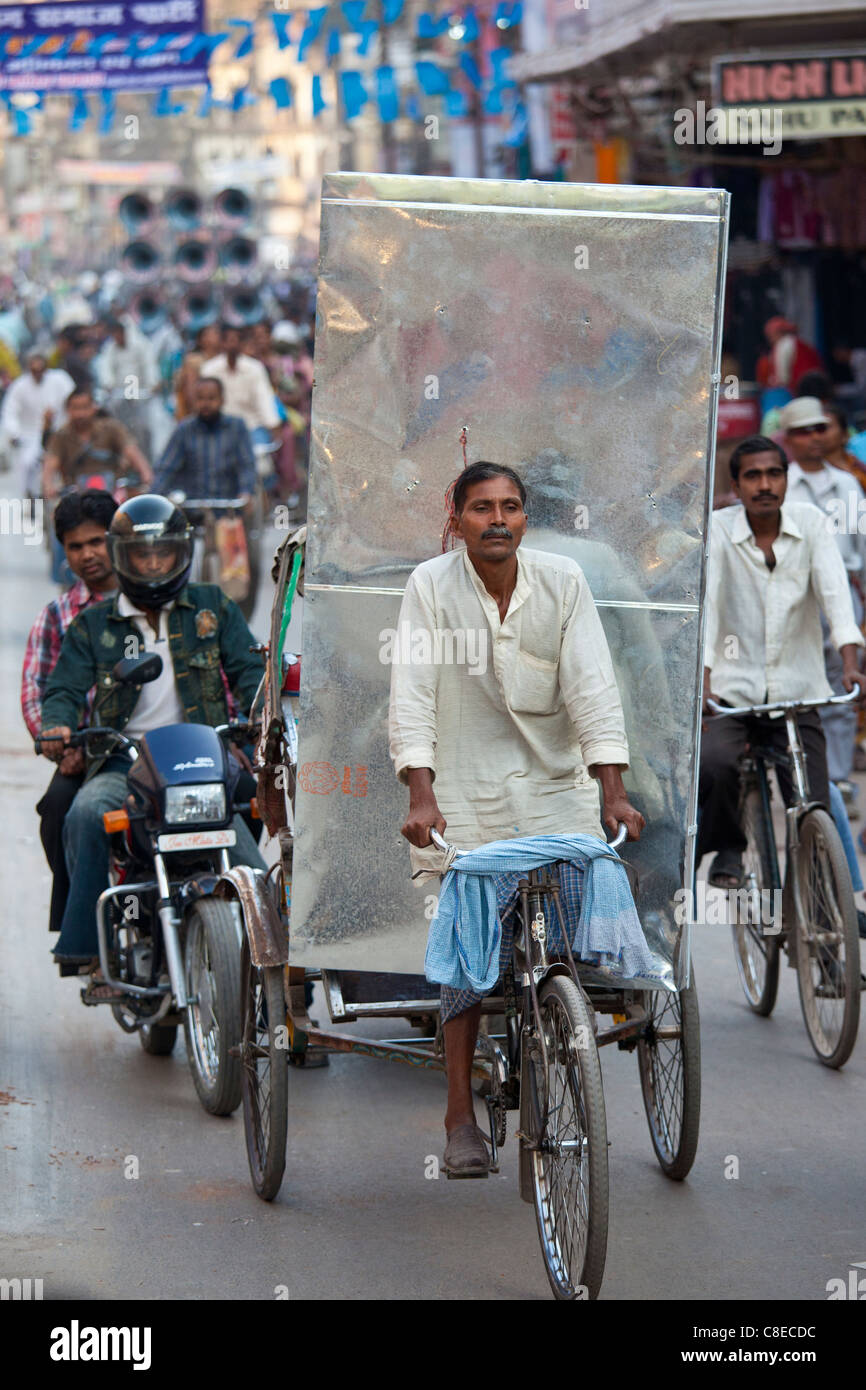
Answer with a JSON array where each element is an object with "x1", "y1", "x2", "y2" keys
[{"x1": 442, "y1": 1165, "x2": 490, "y2": 1180}]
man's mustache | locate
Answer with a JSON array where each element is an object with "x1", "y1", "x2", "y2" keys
[{"x1": 482, "y1": 527, "x2": 513, "y2": 539}]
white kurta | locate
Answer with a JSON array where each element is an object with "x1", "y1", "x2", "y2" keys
[
  {"x1": 388, "y1": 545, "x2": 630, "y2": 872},
  {"x1": 704, "y1": 501, "x2": 864, "y2": 709}
]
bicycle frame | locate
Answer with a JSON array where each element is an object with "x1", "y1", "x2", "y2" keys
[{"x1": 708, "y1": 687, "x2": 860, "y2": 937}]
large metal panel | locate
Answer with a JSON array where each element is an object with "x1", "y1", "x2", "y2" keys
[{"x1": 290, "y1": 172, "x2": 728, "y2": 979}]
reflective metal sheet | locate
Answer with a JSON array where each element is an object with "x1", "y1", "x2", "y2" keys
[{"x1": 290, "y1": 173, "x2": 728, "y2": 981}]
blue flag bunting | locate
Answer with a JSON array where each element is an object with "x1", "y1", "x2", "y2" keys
[
  {"x1": 153, "y1": 86, "x2": 185, "y2": 116},
  {"x1": 417, "y1": 12, "x2": 450, "y2": 38},
  {"x1": 228, "y1": 18, "x2": 255, "y2": 58},
  {"x1": 461, "y1": 8, "x2": 479, "y2": 41},
  {"x1": 269, "y1": 76, "x2": 293, "y2": 108},
  {"x1": 459, "y1": 52, "x2": 481, "y2": 88},
  {"x1": 298, "y1": 6, "x2": 328, "y2": 60},
  {"x1": 339, "y1": 69, "x2": 368, "y2": 119},
  {"x1": 445, "y1": 87, "x2": 468, "y2": 116},
  {"x1": 69, "y1": 91, "x2": 89, "y2": 131},
  {"x1": 383, "y1": 0, "x2": 404, "y2": 20},
  {"x1": 232, "y1": 84, "x2": 258, "y2": 110},
  {"x1": 376, "y1": 63, "x2": 398, "y2": 122},
  {"x1": 494, "y1": 1, "x2": 522, "y2": 25},
  {"x1": 270, "y1": 12, "x2": 292, "y2": 48},
  {"x1": 13, "y1": 106, "x2": 32, "y2": 136},
  {"x1": 489, "y1": 45, "x2": 514, "y2": 84},
  {"x1": 415, "y1": 59, "x2": 450, "y2": 95},
  {"x1": 340, "y1": 0, "x2": 366, "y2": 28},
  {"x1": 356, "y1": 19, "x2": 378, "y2": 55},
  {"x1": 312, "y1": 73, "x2": 327, "y2": 115},
  {"x1": 98, "y1": 89, "x2": 116, "y2": 134},
  {"x1": 326, "y1": 27, "x2": 340, "y2": 58}
]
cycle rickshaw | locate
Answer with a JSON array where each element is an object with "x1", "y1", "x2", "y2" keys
[{"x1": 217, "y1": 173, "x2": 730, "y2": 1300}]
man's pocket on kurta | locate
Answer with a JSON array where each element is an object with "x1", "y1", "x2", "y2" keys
[{"x1": 509, "y1": 650, "x2": 562, "y2": 714}]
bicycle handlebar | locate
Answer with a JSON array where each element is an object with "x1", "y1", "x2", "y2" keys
[
  {"x1": 428, "y1": 821, "x2": 629, "y2": 858},
  {"x1": 706, "y1": 684, "x2": 860, "y2": 719}
]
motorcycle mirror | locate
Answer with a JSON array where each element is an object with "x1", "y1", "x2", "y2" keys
[{"x1": 112, "y1": 653, "x2": 163, "y2": 686}]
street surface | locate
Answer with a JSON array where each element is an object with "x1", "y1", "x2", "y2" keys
[{"x1": 1, "y1": 482, "x2": 864, "y2": 1302}]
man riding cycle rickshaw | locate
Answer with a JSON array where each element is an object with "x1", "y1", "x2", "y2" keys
[{"x1": 220, "y1": 172, "x2": 728, "y2": 1300}]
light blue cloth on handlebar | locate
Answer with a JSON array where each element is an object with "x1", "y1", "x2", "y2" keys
[{"x1": 426, "y1": 833, "x2": 671, "y2": 995}]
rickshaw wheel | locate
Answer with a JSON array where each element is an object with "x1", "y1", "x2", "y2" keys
[
  {"x1": 523, "y1": 975, "x2": 609, "y2": 1301},
  {"x1": 637, "y1": 972, "x2": 700, "y2": 1181},
  {"x1": 240, "y1": 934, "x2": 289, "y2": 1201}
]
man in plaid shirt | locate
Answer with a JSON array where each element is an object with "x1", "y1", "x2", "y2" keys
[{"x1": 22, "y1": 490, "x2": 119, "y2": 936}]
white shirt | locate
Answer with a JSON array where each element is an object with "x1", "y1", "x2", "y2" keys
[
  {"x1": 201, "y1": 353, "x2": 279, "y2": 431},
  {"x1": 785, "y1": 461, "x2": 866, "y2": 574},
  {"x1": 96, "y1": 324, "x2": 159, "y2": 399},
  {"x1": 388, "y1": 546, "x2": 629, "y2": 872},
  {"x1": 704, "y1": 502, "x2": 864, "y2": 709},
  {"x1": 0, "y1": 368, "x2": 74, "y2": 441},
  {"x1": 117, "y1": 595, "x2": 185, "y2": 737}
]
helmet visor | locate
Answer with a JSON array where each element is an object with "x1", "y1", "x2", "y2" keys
[{"x1": 108, "y1": 532, "x2": 193, "y2": 590}]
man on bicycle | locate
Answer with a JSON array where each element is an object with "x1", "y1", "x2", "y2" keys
[
  {"x1": 700, "y1": 434, "x2": 863, "y2": 888},
  {"x1": 152, "y1": 377, "x2": 256, "y2": 503},
  {"x1": 389, "y1": 461, "x2": 644, "y2": 1176}
]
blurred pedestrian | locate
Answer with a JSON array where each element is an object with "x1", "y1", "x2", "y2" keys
[
  {"x1": 781, "y1": 396, "x2": 866, "y2": 787},
  {"x1": 95, "y1": 315, "x2": 159, "y2": 459},
  {"x1": 173, "y1": 323, "x2": 221, "y2": 420},
  {"x1": 0, "y1": 350, "x2": 74, "y2": 496},
  {"x1": 757, "y1": 317, "x2": 824, "y2": 393}
]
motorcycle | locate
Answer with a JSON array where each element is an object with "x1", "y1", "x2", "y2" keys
[{"x1": 35, "y1": 652, "x2": 261, "y2": 1116}]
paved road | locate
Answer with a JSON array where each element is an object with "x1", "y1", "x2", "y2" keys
[{"x1": 1, "y1": 489, "x2": 864, "y2": 1301}]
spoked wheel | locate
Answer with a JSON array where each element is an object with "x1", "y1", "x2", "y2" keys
[
  {"x1": 731, "y1": 782, "x2": 780, "y2": 1015},
  {"x1": 522, "y1": 975, "x2": 608, "y2": 1301},
  {"x1": 240, "y1": 935, "x2": 288, "y2": 1200},
  {"x1": 637, "y1": 972, "x2": 701, "y2": 1180},
  {"x1": 793, "y1": 809, "x2": 861, "y2": 1069},
  {"x1": 183, "y1": 898, "x2": 243, "y2": 1115}
]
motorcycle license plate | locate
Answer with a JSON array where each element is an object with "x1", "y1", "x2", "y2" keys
[{"x1": 156, "y1": 828, "x2": 237, "y2": 852}]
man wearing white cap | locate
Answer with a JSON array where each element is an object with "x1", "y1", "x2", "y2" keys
[{"x1": 781, "y1": 395, "x2": 866, "y2": 785}]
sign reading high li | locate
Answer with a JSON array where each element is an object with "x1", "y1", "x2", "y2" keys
[{"x1": 712, "y1": 49, "x2": 866, "y2": 140}]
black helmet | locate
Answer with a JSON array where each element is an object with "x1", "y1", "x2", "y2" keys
[{"x1": 107, "y1": 494, "x2": 193, "y2": 609}]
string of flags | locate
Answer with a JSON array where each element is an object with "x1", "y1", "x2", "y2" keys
[{"x1": 0, "y1": 2, "x2": 523, "y2": 134}]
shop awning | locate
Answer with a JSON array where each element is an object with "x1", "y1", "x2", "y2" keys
[{"x1": 511, "y1": 0, "x2": 866, "y2": 85}]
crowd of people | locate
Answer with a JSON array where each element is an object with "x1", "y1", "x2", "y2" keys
[{"x1": 0, "y1": 296, "x2": 314, "y2": 516}]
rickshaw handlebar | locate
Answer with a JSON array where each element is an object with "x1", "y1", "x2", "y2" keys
[
  {"x1": 706, "y1": 684, "x2": 860, "y2": 719},
  {"x1": 429, "y1": 822, "x2": 629, "y2": 858}
]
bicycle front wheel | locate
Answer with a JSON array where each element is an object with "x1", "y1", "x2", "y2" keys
[
  {"x1": 731, "y1": 781, "x2": 780, "y2": 1015},
  {"x1": 794, "y1": 809, "x2": 861, "y2": 1069},
  {"x1": 523, "y1": 975, "x2": 608, "y2": 1301}
]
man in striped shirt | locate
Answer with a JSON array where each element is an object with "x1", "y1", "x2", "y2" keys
[
  {"x1": 152, "y1": 377, "x2": 256, "y2": 502},
  {"x1": 21, "y1": 490, "x2": 119, "y2": 936}
]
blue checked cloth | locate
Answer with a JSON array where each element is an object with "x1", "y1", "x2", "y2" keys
[{"x1": 426, "y1": 834, "x2": 673, "y2": 995}]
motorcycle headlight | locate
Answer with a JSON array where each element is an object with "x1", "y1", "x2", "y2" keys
[{"x1": 164, "y1": 783, "x2": 226, "y2": 826}]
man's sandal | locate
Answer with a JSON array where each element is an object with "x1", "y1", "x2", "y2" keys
[
  {"x1": 442, "y1": 1123, "x2": 493, "y2": 1179},
  {"x1": 708, "y1": 850, "x2": 744, "y2": 889},
  {"x1": 81, "y1": 974, "x2": 127, "y2": 1006}
]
